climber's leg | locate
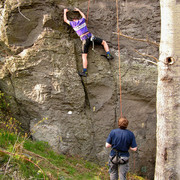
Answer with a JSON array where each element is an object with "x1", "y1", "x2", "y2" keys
[
  {"x1": 79, "y1": 38, "x2": 90, "y2": 77},
  {"x1": 94, "y1": 37, "x2": 114, "y2": 60},
  {"x1": 79, "y1": 53, "x2": 88, "y2": 77}
]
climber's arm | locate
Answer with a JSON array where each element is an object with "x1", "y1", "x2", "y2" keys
[{"x1": 64, "y1": 9, "x2": 70, "y2": 24}]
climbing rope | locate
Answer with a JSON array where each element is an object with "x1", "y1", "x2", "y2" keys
[
  {"x1": 85, "y1": 0, "x2": 136, "y2": 172},
  {"x1": 87, "y1": 0, "x2": 96, "y2": 25},
  {"x1": 86, "y1": 0, "x2": 91, "y2": 26},
  {"x1": 116, "y1": 0, "x2": 123, "y2": 118},
  {"x1": 86, "y1": 0, "x2": 123, "y2": 117},
  {"x1": 115, "y1": 3, "x2": 136, "y2": 171}
]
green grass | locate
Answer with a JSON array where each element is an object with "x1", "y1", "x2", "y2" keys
[
  {"x1": 0, "y1": 130, "x2": 148, "y2": 180},
  {"x1": 0, "y1": 129, "x2": 110, "y2": 179},
  {"x1": 0, "y1": 131, "x2": 18, "y2": 148}
]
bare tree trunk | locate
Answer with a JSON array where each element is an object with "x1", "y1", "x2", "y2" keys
[{"x1": 155, "y1": 0, "x2": 180, "y2": 179}]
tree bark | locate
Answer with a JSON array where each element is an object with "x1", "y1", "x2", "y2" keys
[{"x1": 155, "y1": 0, "x2": 180, "y2": 179}]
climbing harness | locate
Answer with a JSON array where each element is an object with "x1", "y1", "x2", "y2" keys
[
  {"x1": 80, "y1": 32, "x2": 95, "y2": 51},
  {"x1": 80, "y1": 32, "x2": 91, "y2": 39},
  {"x1": 110, "y1": 149, "x2": 129, "y2": 165}
]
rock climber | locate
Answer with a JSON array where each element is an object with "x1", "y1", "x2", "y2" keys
[
  {"x1": 106, "y1": 117, "x2": 137, "y2": 180},
  {"x1": 64, "y1": 8, "x2": 114, "y2": 77}
]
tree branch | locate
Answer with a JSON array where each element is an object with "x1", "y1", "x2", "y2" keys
[
  {"x1": 133, "y1": 57, "x2": 158, "y2": 66},
  {"x1": 22, "y1": 149, "x2": 61, "y2": 171},
  {"x1": 0, "y1": 148, "x2": 45, "y2": 180},
  {"x1": 113, "y1": 31, "x2": 159, "y2": 47},
  {"x1": 134, "y1": 49, "x2": 159, "y2": 64}
]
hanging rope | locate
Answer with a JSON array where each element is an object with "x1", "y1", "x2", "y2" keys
[
  {"x1": 86, "y1": 0, "x2": 91, "y2": 26},
  {"x1": 115, "y1": 3, "x2": 136, "y2": 171},
  {"x1": 86, "y1": 0, "x2": 123, "y2": 117},
  {"x1": 116, "y1": 0, "x2": 123, "y2": 118}
]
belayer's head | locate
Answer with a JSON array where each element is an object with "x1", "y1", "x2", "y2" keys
[
  {"x1": 118, "y1": 117, "x2": 129, "y2": 129},
  {"x1": 67, "y1": 10, "x2": 81, "y2": 21}
]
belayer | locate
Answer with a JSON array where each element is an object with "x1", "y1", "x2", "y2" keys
[
  {"x1": 64, "y1": 8, "x2": 114, "y2": 77},
  {"x1": 106, "y1": 117, "x2": 137, "y2": 180}
]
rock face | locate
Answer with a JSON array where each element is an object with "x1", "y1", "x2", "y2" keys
[{"x1": 0, "y1": 0, "x2": 160, "y2": 179}]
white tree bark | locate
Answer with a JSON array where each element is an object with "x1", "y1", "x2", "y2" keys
[{"x1": 155, "y1": 0, "x2": 180, "y2": 179}]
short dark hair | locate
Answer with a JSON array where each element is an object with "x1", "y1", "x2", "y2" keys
[
  {"x1": 67, "y1": 11, "x2": 81, "y2": 21},
  {"x1": 118, "y1": 117, "x2": 129, "y2": 129}
]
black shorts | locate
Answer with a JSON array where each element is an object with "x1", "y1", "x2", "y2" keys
[{"x1": 82, "y1": 36, "x2": 103, "y2": 54}]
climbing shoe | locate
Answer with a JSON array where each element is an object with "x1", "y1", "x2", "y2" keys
[
  {"x1": 79, "y1": 72, "x2": 87, "y2": 77},
  {"x1": 101, "y1": 54, "x2": 114, "y2": 60},
  {"x1": 106, "y1": 54, "x2": 114, "y2": 60}
]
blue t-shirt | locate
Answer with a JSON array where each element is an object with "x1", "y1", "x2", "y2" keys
[{"x1": 106, "y1": 128, "x2": 137, "y2": 157}]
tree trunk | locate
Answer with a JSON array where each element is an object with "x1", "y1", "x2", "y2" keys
[{"x1": 155, "y1": 0, "x2": 180, "y2": 179}]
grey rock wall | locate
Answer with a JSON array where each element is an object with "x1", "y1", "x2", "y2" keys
[{"x1": 0, "y1": 0, "x2": 160, "y2": 179}]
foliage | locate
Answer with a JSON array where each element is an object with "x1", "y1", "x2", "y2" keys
[
  {"x1": 0, "y1": 90, "x2": 22, "y2": 134},
  {"x1": 0, "y1": 91, "x2": 9, "y2": 117}
]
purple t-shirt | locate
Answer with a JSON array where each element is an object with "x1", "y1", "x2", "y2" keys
[{"x1": 70, "y1": 18, "x2": 91, "y2": 40}]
